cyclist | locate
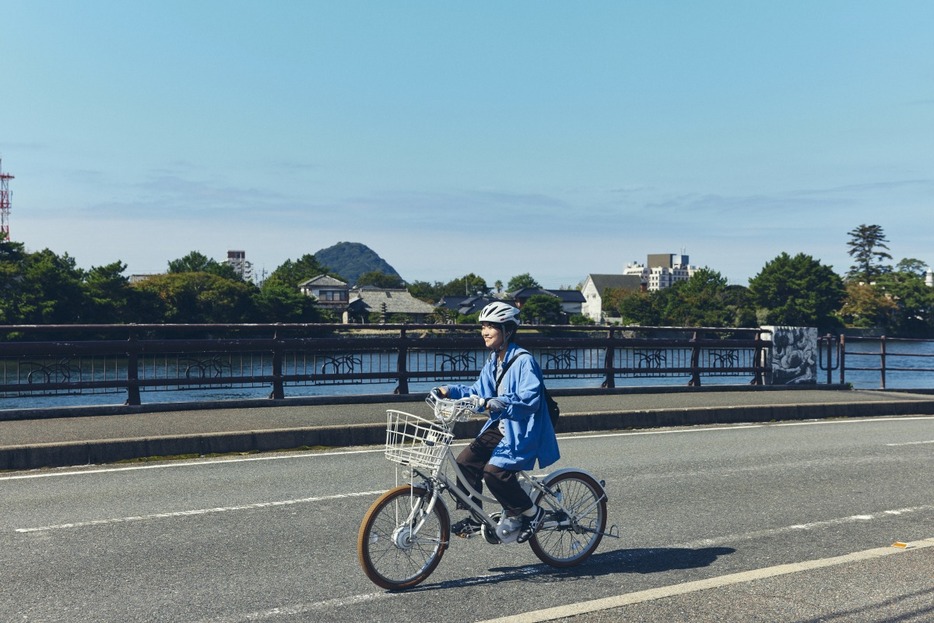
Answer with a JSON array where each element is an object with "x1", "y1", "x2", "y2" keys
[{"x1": 433, "y1": 301, "x2": 559, "y2": 543}]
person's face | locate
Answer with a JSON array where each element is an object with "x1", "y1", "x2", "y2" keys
[{"x1": 480, "y1": 322, "x2": 505, "y2": 351}]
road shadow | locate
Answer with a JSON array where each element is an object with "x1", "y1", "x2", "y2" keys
[
  {"x1": 409, "y1": 546, "x2": 735, "y2": 592},
  {"x1": 493, "y1": 546, "x2": 737, "y2": 577},
  {"x1": 583, "y1": 545, "x2": 736, "y2": 575}
]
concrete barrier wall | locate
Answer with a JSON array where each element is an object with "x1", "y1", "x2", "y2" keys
[{"x1": 6, "y1": 395, "x2": 934, "y2": 470}]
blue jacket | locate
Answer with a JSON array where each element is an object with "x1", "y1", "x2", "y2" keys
[{"x1": 446, "y1": 343, "x2": 560, "y2": 471}]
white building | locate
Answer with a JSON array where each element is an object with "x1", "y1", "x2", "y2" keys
[
  {"x1": 624, "y1": 253, "x2": 698, "y2": 292},
  {"x1": 226, "y1": 250, "x2": 253, "y2": 282},
  {"x1": 580, "y1": 274, "x2": 643, "y2": 323}
]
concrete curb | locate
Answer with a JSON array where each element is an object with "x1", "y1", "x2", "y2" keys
[{"x1": 4, "y1": 399, "x2": 934, "y2": 471}]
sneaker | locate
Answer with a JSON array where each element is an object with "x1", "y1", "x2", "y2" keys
[
  {"x1": 517, "y1": 506, "x2": 546, "y2": 544},
  {"x1": 451, "y1": 516, "x2": 484, "y2": 538},
  {"x1": 498, "y1": 514, "x2": 522, "y2": 535}
]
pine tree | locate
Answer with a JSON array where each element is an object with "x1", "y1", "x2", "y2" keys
[{"x1": 846, "y1": 224, "x2": 892, "y2": 282}]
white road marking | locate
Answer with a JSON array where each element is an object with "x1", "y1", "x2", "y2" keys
[
  {"x1": 886, "y1": 439, "x2": 934, "y2": 446},
  {"x1": 191, "y1": 591, "x2": 395, "y2": 623},
  {"x1": 14, "y1": 490, "x2": 385, "y2": 533},
  {"x1": 554, "y1": 414, "x2": 934, "y2": 442},
  {"x1": 679, "y1": 505, "x2": 934, "y2": 550},
  {"x1": 477, "y1": 537, "x2": 934, "y2": 623},
  {"x1": 0, "y1": 448, "x2": 382, "y2": 481}
]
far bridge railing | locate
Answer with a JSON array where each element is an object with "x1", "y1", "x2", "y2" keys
[
  {"x1": 818, "y1": 334, "x2": 934, "y2": 390},
  {"x1": 0, "y1": 324, "x2": 769, "y2": 409}
]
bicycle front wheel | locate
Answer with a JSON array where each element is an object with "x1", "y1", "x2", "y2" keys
[
  {"x1": 529, "y1": 470, "x2": 607, "y2": 568},
  {"x1": 357, "y1": 484, "x2": 451, "y2": 590}
]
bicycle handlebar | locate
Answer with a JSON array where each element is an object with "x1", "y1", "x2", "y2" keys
[{"x1": 425, "y1": 393, "x2": 484, "y2": 426}]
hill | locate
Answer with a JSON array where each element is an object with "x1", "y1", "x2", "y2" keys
[{"x1": 314, "y1": 242, "x2": 401, "y2": 285}]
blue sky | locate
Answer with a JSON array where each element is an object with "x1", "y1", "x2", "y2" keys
[{"x1": 2, "y1": 1, "x2": 932, "y2": 288}]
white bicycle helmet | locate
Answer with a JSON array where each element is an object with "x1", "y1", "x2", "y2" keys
[{"x1": 478, "y1": 302, "x2": 521, "y2": 327}]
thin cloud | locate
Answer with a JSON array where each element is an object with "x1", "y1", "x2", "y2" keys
[{"x1": 789, "y1": 179, "x2": 934, "y2": 196}]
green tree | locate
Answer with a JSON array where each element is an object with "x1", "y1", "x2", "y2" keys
[
  {"x1": 607, "y1": 273, "x2": 755, "y2": 328},
  {"x1": 168, "y1": 251, "x2": 240, "y2": 281},
  {"x1": 521, "y1": 294, "x2": 563, "y2": 325},
  {"x1": 441, "y1": 273, "x2": 489, "y2": 298},
  {"x1": 1, "y1": 240, "x2": 166, "y2": 325},
  {"x1": 723, "y1": 284, "x2": 758, "y2": 328},
  {"x1": 13, "y1": 249, "x2": 88, "y2": 324},
  {"x1": 133, "y1": 272, "x2": 257, "y2": 323},
  {"x1": 507, "y1": 273, "x2": 540, "y2": 292},
  {"x1": 253, "y1": 282, "x2": 323, "y2": 322},
  {"x1": 82, "y1": 261, "x2": 136, "y2": 323},
  {"x1": 264, "y1": 254, "x2": 334, "y2": 290},
  {"x1": 874, "y1": 263, "x2": 934, "y2": 337},
  {"x1": 658, "y1": 269, "x2": 738, "y2": 327},
  {"x1": 407, "y1": 280, "x2": 445, "y2": 304},
  {"x1": 0, "y1": 234, "x2": 28, "y2": 323},
  {"x1": 356, "y1": 271, "x2": 405, "y2": 289},
  {"x1": 748, "y1": 252, "x2": 845, "y2": 331},
  {"x1": 895, "y1": 257, "x2": 927, "y2": 278},
  {"x1": 836, "y1": 256, "x2": 932, "y2": 336},
  {"x1": 614, "y1": 289, "x2": 658, "y2": 325},
  {"x1": 846, "y1": 224, "x2": 892, "y2": 282},
  {"x1": 837, "y1": 281, "x2": 898, "y2": 329}
]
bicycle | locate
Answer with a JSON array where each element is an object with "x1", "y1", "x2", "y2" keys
[{"x1": 357, "y1": 393, "x2": 619, "y2": 590}]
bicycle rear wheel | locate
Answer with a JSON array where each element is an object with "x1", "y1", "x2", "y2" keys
[
  {"x1": 357, "y1": 484, "x2": 450, "y2": 590},
  {"x1": 529, "y1": 470, "x2": 607, "y2": 567}
]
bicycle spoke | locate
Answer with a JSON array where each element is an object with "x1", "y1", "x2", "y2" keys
[
  {"x1": 358, "y1": 485, "x2": 451, "y2": 590},
  {"x1": 529, "y1": 472, "x2": 607, "y2": 568}
]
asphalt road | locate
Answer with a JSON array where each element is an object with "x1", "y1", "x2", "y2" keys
[
  {"x1": 1, "y1": 414, "x2": 932, "y2": 622},
  {"x1": 5, "y1": 387, "x2": 934, "y2": 469}
]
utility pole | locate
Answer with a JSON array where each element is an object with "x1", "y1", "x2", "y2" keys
[{"x1": 0, "y1": 159, "x2": 13, "y2": 240}]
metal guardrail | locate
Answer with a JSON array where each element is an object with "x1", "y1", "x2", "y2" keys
[
  {"x1": 0, "y1": 324, "x2": 769, "y2": 407},
  {"x1": 819, "y1": 334, "x2": 934, "y2": 389}
]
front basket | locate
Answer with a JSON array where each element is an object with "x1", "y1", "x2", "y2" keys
[{"x1": 384, "y1": 410, "x2": 453, "y2": 471}]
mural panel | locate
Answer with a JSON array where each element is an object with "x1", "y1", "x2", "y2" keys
[{"x1": 763, "y1": 326, "x2": 817, "y2": 384}]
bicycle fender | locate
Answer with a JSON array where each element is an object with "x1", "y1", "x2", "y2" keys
[{"x1": 541, "y1": 467, "x2": 608, "y2": 502}]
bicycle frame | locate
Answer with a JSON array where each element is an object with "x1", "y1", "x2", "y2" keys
[
  {"x1": 411, "y1": 447, "x2": 526, "y2": 542},
  {"x1": 400, "y1": 440, "x2": 611, "y2": 545}
]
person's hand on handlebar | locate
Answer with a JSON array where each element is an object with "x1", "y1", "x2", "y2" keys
[
  {"x1": 484, "y1": 397, "x2": 506, "y2": 414},
  {"x1": 429, "y1": 386, "x2": 448, "y2": 400}
]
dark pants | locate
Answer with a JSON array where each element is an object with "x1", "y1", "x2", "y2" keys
[{"x1": 455, "y1": 426, "x2": 533, "y2": 517}]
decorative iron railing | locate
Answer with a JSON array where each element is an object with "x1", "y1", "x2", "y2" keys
[{"x1": 0, "y1": 324, "x2": 768, "y2": 407}]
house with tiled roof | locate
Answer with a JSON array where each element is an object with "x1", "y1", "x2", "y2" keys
[
  {"x1": 436, "y1": 294, "x2": 499, "y2": 319},
  {"x1": 580, "y1": 274, "x2": 644, "y2": 323},
  {"x1": 298, "y1": 275, "x2": 350, "y2": 314},
  {"x1": 345, "y1": 287, "x2": 438, "y2": 324}
]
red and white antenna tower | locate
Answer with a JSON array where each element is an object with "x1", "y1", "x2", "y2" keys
[{"x1": 0, "y1": 159, "x2": 13, "y2": 240}]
